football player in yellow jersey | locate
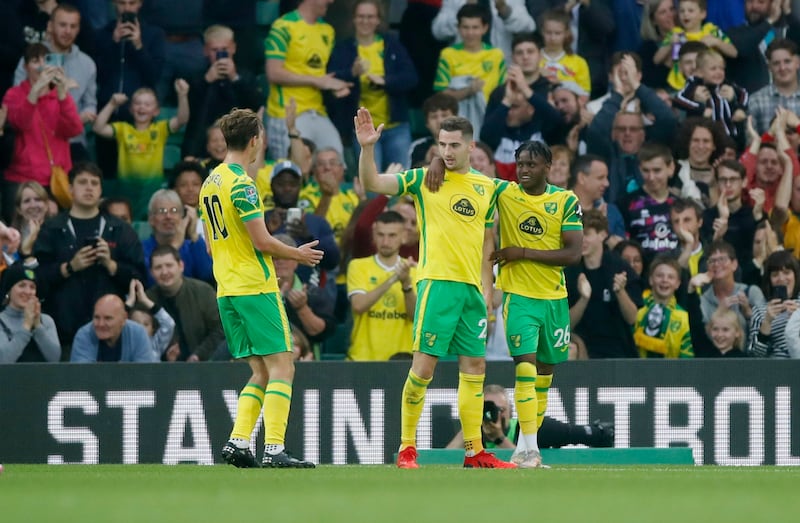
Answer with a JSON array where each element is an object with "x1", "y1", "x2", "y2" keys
[
  {"x1": 201, "y1": 109, "x2": 323, "y2": 468},
  {"x1": 490, "y1": 141, "x2": 583, "y2": 467},
  {"x1": 356, "y1": 107, "x2": 516, "y2": 469}
]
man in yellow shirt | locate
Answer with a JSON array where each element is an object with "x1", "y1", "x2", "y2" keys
[
  {"x1": 347, "y1": 211, "x2": 417, "y2": 361},
  {"x1": 264, "y1": 0, "x2": 350, "y2": 160}
]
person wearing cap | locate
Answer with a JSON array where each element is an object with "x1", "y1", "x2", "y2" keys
[
  {"x1": 265, "y1": 159, "x2": 340, "y2": 287},
  {"x1": 0, "y1": 263, "x2": 61, "y2": 362}
]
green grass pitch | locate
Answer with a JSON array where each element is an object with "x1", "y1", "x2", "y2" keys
[{"x1": 1, "y1": 465, "x2": 798, "y2": 522}]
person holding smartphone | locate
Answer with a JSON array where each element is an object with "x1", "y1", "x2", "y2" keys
[
  {"x1": 182, "y1": 24, "x2": 261, "y2": 159},
  {"x1": 747, "y1": 250, "x2": 800, "y2": 358}
]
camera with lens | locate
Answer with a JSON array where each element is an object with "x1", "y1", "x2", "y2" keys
[{"x1": 483, "y1": 400, "x2": 500, "y2": 423}]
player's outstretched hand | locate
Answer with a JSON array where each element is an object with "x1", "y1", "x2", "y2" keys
[
  {"x1": 296, "y1": 240, "x2": 324, "y2": 267},
  {"x1": 424, "y1": 156, "x2": 446, "y2": 193},
  {"x1": 354, "y1": 107, "x2": 383, "y2": 146}
]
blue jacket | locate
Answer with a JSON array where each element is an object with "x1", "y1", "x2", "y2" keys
[
  {"x1": 142, "y1": 236, "x2": 214, "y2": 286},
  {"x1": 326, "y1": 32, "x2": 418, "y2": 141},
  {"x1": 71, "y1": 320, "x2": 157, "y2": 363}
]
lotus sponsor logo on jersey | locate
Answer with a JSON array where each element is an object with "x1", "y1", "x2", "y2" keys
[
  {"x1": 518, "y1": 213, "x2": 544, "y2": 236},
  {"x1": 307, "y1": 52, "x2": 323, "y2": 69},
  {"x1": 244, "y1": 186, "x2": 258, "y2": 205},
  {"x1": 451, "y1": 195, "x2": 477, "y2": 220}
]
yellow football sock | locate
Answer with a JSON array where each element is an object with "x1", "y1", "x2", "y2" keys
[
  {"x1": 536, "y1": 374, "x2": 553, "y2": 430},
  {"x1": 229, "y1": 383, "x2": 265, "y2": 441},
  {"x1": 263, "y1": 380, "x2": 292, "y2": 445},
  {"x1": 459, "y1": 372, "x2": 485, "y2": 456},
  {"x1": 515, "y1": 362, "x2": 538, "y2": 436},
  {"x1": 400, "y1": 370, "x2": 432, "y2": 449}
]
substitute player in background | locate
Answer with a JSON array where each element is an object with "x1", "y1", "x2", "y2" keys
[
  {"x1": 355, "y1": 107, "x2": 516, "y2": 469},
  {"x1": 490, "y1": 141, "x2": 583, "y2": 467},
  {"x1": 200, "y1": 108, "x2": 323, "y2": 468}
]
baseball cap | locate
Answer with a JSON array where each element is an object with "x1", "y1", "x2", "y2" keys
[
  {"x1": 270, "y1": 160, "x2": 302, "y2": 180},
  {"x1": 552, "y1": 81, "x2": 589, "y2": 98}
]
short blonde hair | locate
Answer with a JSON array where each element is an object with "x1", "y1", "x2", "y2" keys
[
  {"x1": 707, "y1": 308, "x2": 744, "y2": 350},
  {"x1": 203, "y1": 24, "x2": 234, "y2": 43},
  {"x1": 131, "y1": 87, "x2": 158, "y2": 107}
]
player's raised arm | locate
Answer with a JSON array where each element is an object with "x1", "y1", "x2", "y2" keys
[
  {"x1": 244, "y1": 218, "x2": 322, "y2": 267},
  {"x1": 355, "y1": 107, "x2": 400, "y2": 195}
]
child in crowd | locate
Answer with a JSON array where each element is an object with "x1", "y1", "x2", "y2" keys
[
  {"x1": 125, "y1": 279, "x2": 175, "y2": 361},
  {"x1": 547, "y1": 145, "x2": 573, "y2": 188},
  {"x1": 654, "y1": 0, "x2": 736, "y2": 91},
  {"x1": 706, "y1": 308, "x2": 746, "y2": 357},
  {"x1": 433, "y1": 4, "x2": 505, "y2": 137},
  {"x1": 633, "y1": 255, "x2": 694, "y2": 358},
  {"x1": 538, "y1": 9, "x2": 591, "y2": 96},
  {"x1": 671, "y1": 41, "x2": 707, "y2": 94},
  {"x1": 93, "y1": 80, "x2": 190, "y2": 216},
  {"x1": 673, "y1": 49, "x2": 748, "y2": 143},
  {"x1": 408, "y1": 92, "x2": 458, "y2": 168},
  {"x1": 470, "y1": 141, "x2": 497, "y2": 178}
]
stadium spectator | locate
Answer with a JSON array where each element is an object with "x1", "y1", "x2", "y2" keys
[
  {"x1": 347, "y1": 211, "x2": 416, "y2": 361},
  {"x1": 10, "y1": 182, "x2": 50, "y2": 262},
  {"x1": 432, "y1": 0, "x2": 534, "y2": 61},
  {"x1": 265, "y1": 161, "x2": 340, "y2": 285},
  {"x1": 19, "y1": 0, "x2": 94, "y2": 56},
  {"x1": 124, "y1": 277, "x2": 174, "y2": 361},
  {"x1": 471, "y1": 141, "x2": 497, "y2": 178},
  {"x1": 538, "y1": 9, "x2": 592, "y2": 96},
  {"x1": 670, "y1": 198, "x2": 707, "y2": 278},
  {"x1": 639, "y1": 0, "x2": 677, "y2": 90},
  {"x1": 433, "y1": 4, "x2": 507, "y2": 138},
  {"x1": 671, "y1": 118, "x2": 727, "y2": 207},
  {"x1": 565, "y1": 209, "x2": 642, "y2": 358},
  {"x1": 264, "y1": 0, "x2": 348, "y2": 160},
  {"x1": 728, "y1": 0, "x2": 800, "y2": 94},
  {"x1": 614, "y1": 239, "x2": 647, "y2": 279},
  {"x1": 145, "y1": 245, "x2": 223, "y2": 362},
  {"x1": 700, "y1": 159, "x2": 758, "y2": 269},
  {"x1": 141, "y1": 189, "x2": 212, "y2": 287},
  {"x1": 747, "y1": 250, "x2": 800, "y2": 358},
  {"x1": 350, "y1": 194, "x2": 419, "y2": 262},
  {"x1": 92, "y1": 80, "x2": 190, "y2": 217},
  {"x1": 567, "y1": 154, "x2": 626, "y2": 248},
  {"x1": 0, "y1": 262, "x2": 60, "y2": 362},
  {"x1": 182, "y1": 24, "x2": 262, "y2": 159},
  {"x1": 672, "y1": 49, "x2": 748, "y2": 148},
  {"x1": 479, "y1": 65, "x2": 563, "y2": 182},
  {"x1": 633, "y1": 255, "x2": 694, "y2": 358},
  {"x1": 13, "y1": 4, "x2": 97, "y2": 162},
  {"x1": 445, "y1": 384, "x2": 615, "y2": 450},
  {"x1": 299, "y1": 148, "x2": 364, "y2": 247},
  {"x1": 327, "y1": 0, "x2": 418, "y2": 170},
  {"x1": 33, "y1": 162, "x2": 145, "y2": 349},
  {"x1": 693, "y1": 239, "x2": 765, "y2": 350},
  {"x1": 71, "y1": 294, "x2": 156, "y2": 362},
  {"x1": 94, "y1": 0, "x2": 165, "y2": 109},
  {"x1": 273, "y1": 234, "x2": 336, "y2": 358},
  {"x1": 585, "y1": 55, "x2": 678, "y2": 205},
  {"x1": 408, "y1": 92, "x2": 458, "y2": 169},
  {"x1": 741, "y1": 109, "x2": 798, "y2": 215},
  {"x1": 99, "y1": 196, "x2": 133, "y2": 225},
  {"x1": 653, "y1": 0, "x2": 737, "y2": 91},
  {"x1": 1, "y1": 43, "x2": 83, "y2": 218},
  {"x1": 619, "y1": 143, "x2": 680, "y2": 264},
  {"x1": 747, "y1": 38, "x2": 800, "y2": 135},
  {"x1": 706, "y1": 307, "x2": 748, "y2": 357}
]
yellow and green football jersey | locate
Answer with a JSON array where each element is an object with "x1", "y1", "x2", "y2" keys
[
  {"x1": 495, "y1": 181, "x2": 582, "y2": 300},
  {"x1": 395, "y1": 167, "x2": 497, "y2": 289},
  {"x1": 111, "y1": 120, "x2": 169, "y2": 180},
  {"x1": 434, "y1": 43, "x2": 506, "y2": 101},
  {"x1": 199, "y1": 163, "x2": 278, "y2": 297},
  {"x1": 264, "y1": 10, "x2": 334, "y2": 118}
]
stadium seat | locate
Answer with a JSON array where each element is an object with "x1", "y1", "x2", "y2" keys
[
  {"x1": 164, "y1": 144, "x2": 182, "y2": 171},
  {"x1": 256, "y1": 0, "x2": 280, "y2": 26}
]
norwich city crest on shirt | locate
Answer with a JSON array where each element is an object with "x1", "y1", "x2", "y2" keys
[
  {"x1": 424, "y1": 332, "x2": 437, "y2": 347},
  {"x1": 472, "y1": 184, "x2": 485, "y2": 196},
  {"x1": 482, "y1": 61, "x2": 492, "y2": 73},
  {"x1": 510, "y1": 334, "x2": 522, "y2": 348},
  {"x1": 544, "y1": 202, "x2": 558, "y2": 215}
]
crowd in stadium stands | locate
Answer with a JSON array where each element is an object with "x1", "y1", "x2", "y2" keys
[{"x1": 3, "y1": 0, "x2": 800, "y2": 362}]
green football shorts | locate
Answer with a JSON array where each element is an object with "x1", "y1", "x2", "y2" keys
[
  {"x1": 217, "y1": 293, "x2": 292, "y2": 358},
  {"x1": 502, "y1": 293, "x2": 570, "y2": 364},
  {"x1": 412, "y1": 279, "x2": 488, "y2": 358}
]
